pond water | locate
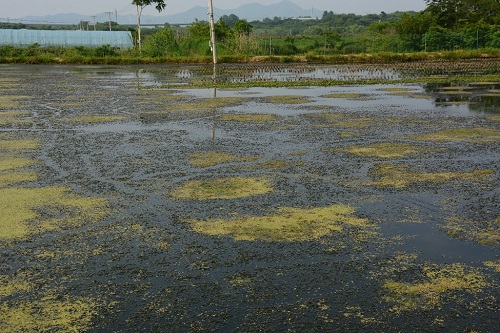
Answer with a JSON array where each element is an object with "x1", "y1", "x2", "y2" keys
[{"x1": 0, "y1": 64, "x2": 499, "y2": 332}]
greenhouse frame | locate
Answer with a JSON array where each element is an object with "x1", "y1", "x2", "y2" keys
[{"x1": 0, "y1": 29, "x2": 134, "y2": 49}]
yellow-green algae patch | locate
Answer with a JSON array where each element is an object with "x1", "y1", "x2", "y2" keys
[
  {"x1": 489, "y1": 115, "x2": 500, "y2": 121},
  {"x1": 364, "y1": 164, "x2": 494, "y2": 188},
  {"x1": 264, "y1": 95, "x2": 311, "y2": 104},
  {"x1": 0, "y1": 186, "x2": 109, "y2": 241},
  {"x1": 174, "y1": 97, "x2": 247, "y2": 111},
  {"x1": 0, "y1": 156, "x2": 37, "y2": 171},
  {"x1": 188, "y1": 204, "x2": 371, "y2": 242},
  {"x1": 248, "y1": 159, "x2": 306, "y2": 170},
  {"x1": 54, "y1": 115, "x2": 129, "y2": 123},
  {"x1": 383, "y1": 263, "x2": 488, "y2": 312},
  {"x1": 379, "y1": 87, "x2": 416, "y2": 92},
  {"x1": 484, "y1": 260, "x2": 500, "y2": 272},
  {"x1": 412, "y1": 127, "x2": 500, "y2": 143},
  {"x1": 445, "y1": 216, "x2": 499, "y2": 245},
  {"x1": 0, "y1": 138, "x2": 40, "y2": 151},
  {"x1": 189, "y1": 151, "x2": 260, "y2": 168},
  {"x1": 50, "y1": 102, "x2": 87, "y2": 108},
  {"x1": 0, "y1": 295, "x2": 99, "y2": 333},
  {"x1": 344, "y1": 143, "x2": 421, "y2": 158},
  {"x1": 308, "y1": 115, "x2": 377, "y2": 129},
  {"x1": 0, "y1": 171, "x2": 38, "y2": 187},
  {"x1": 0, "y1": 96, "x2": 29, "y2": 109},
  {"x1": 303, "y1": 113, "x2": 343, "y2": 122},
  {"x1": 321, "y1": 93, "x2": 365, "y2": 99},
  {"x1": 0, "y1": 274, "x2": 32, "y2": 299},
  {"x1": 172, "y1": 176, "x2": 273, "y2": 200},
  {"x1": 219, "y1": 114, "x2": 279, "y2": 123}
]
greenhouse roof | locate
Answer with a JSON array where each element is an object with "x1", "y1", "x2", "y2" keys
[{"x1": 0, "y1": 29, "x2": 133, "y2": 49}]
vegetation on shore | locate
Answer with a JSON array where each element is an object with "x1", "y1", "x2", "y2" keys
[{"x1": 1, "y1": 0, "x2": 499, "y2": 65}]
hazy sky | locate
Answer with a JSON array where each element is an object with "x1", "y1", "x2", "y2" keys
[{"x1": 0, "y1": 0, "x2": 427, "y2": 19}]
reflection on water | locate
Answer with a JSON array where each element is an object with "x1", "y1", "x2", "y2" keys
[
  {"x1": 144, "y1": 61, "x2": 498, "y2": 86},
  {"x1": 425, "y1": 82, "x2": 500, "y2": 114}
]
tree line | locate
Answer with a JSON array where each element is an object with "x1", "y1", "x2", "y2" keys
[{"x1": 1, "y1": 0, "x2": 499, "y2": 57}]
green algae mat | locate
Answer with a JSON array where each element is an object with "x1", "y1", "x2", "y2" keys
[{"x1": 0, "y1": 64, "x2": 498, "y2": 332}]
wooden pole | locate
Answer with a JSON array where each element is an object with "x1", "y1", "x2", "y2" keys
[{"x1": 208, "y1": 0, "x2": 217, "y2": 64}]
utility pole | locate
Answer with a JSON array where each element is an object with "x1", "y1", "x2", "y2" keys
[
  {"x1": 115, "y1": 9, "x2": 118, "y2": 25},
  {"x1": 208, "y1": 0, "x2": 217, "y2": 64},
  {"x1": 106, "y1": 11, "x2": 113, "y2": 31}
]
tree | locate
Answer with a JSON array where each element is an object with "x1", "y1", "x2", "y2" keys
[
  {"x1": 424, "y1": 0, "x2": 500, "y2": 29},
  {"x1": 234, "y1": 20, "x2": 253, "y2": 37},
  {"x1": 395, "y1": 12, "x2": 435, "y2": 51},
  {"x1": 188, "y1": 19, "x2": 210, "y2": 40},
  {"x1": 132, "y1": 0, "x2": 167, "y2": 51},
  {"x1": 143, "y1": 28, "x2": 178, "y2": 57}
]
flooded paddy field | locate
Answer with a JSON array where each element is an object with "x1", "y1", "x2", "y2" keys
[{"x1": 0, "y1": 63, "x2": 499, "y2": 332}]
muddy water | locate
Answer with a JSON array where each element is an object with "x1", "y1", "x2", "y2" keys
[{"x1": 0, "y1": 64, "x2": 499, "y2": 332}]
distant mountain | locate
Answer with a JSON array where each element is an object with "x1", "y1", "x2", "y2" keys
[{"x1": 17, "y1": 1, "x2": 322, "y2": 26}]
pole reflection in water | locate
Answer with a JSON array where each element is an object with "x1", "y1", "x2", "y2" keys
[{"x1": 211, "y1": 64, "x2": 217, "y2": 144}]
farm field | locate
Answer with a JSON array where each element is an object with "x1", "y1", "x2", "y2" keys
[{"x1": 0, "y1": 63, "x2": 499, "y2": 332}]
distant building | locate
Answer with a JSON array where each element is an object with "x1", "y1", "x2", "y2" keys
[{"x1": 0, "y1": 29, "x2": 133, "y2": 48}]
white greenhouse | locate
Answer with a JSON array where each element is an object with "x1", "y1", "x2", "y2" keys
[{"x1": 0, "y1": 29, "x2": 133, "y2": 49}]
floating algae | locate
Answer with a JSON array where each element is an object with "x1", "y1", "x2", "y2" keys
[
  {"x1": 172, "y1": 176, "x2": 273, "y2": 200},
  {"x1": 0, "y1": 186, "x2": 109, "y2": 241},
  {"x1": 264, "y1": 95, "x2": 311, "y2": 104},
  {"x1": 218, "y1": 114, "x2": 279, "y2": 124},
  {"x1": 0, "y1": 156, "x2": 38, "y2": 171},
  {"x1": 484, "y1": 260, "x2": 500, "y2": 272},
  {"x1": 344, "y1": 143, "x2": 421, "y2": 158},
  {"x1": 0, "y1": 138, "x2": 40, "y2": 151},
  {"x1": 0, "y1": 111, "x2": 32, "y2": 126},
  {"x1": 412, "y1": 128, "x2": 500, "y2": 144},
  {"x1": 53, "y1": 115, "x2": 129, "y2": 123},
  {"x1": 172, "y1": 97, "x2": 247, "y2": 111},
  {"x1": 188, "y1": 204, "x2": 371, "y2": 242},
  {"x1": 445, "y1": 216, "x2": 499, "y2": 245},
  {"x1": 0, "y1": 274, "x2": 32, "y2": 299},
  {"x1": 0, "y1": 295, "x2": 99, "y2": 333},
  {"x1": 0, "y1": 96, "x2": 29, "y2": 109},
  {"x1": 0, "y1": 171, "x2": 38, "y2": 187},
  {"x1": 251, "y1": 159, "x2": 306, "y2": 170},
  {"x1": 304, "y1": 113, "x2": 377, "y2": 129},
  {"x1": 189, "y1": 151, "x2": 260, "y2": 168},
  {"x1": 364, "y1": 164, "x2": 494, "y2": 188},
  {"x1": 321, "y1": 93, "x2": 366, "y2": 99},
  {"x1": 383, "y1": 263, "x2": 488, "y2": 313}
]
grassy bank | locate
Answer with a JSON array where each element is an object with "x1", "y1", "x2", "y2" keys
[{"x1": 1, "y1": 46, "x2": 500, "y2": 65}]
